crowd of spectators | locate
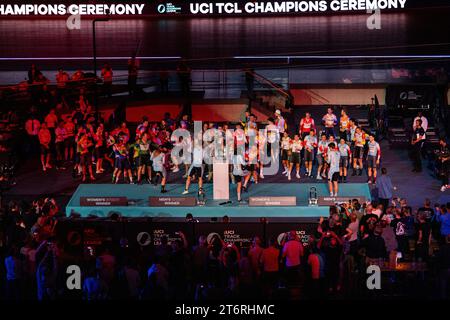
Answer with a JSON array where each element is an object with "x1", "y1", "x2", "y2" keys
[{"x1": 1, "y1": 196, "x2": 450, "y2": 300}]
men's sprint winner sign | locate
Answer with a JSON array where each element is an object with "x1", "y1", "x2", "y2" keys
[{"x1": 0, "y1": 0, "x2": 411, "y2": 16}]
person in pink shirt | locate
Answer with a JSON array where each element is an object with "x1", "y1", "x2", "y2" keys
[{"x1": 282, "y1": 230, "x2": 304, "y2": 284}]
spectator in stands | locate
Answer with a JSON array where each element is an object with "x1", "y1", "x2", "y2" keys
[
  {"x1": 436, "y1": 203, "x2": 450, "y2": 242},
  {"x1": 260, "y1": 237, "x2": 280, "y2": 296},
  {"x1": 438, "y1": 138, "x2": 450, "y2": 192},
  {"x1": 282, "y1": 231, "x2": 304, "y2": 285},
  {"x1": 376, "y1": 168, "x2": 394, "y2": 213}
]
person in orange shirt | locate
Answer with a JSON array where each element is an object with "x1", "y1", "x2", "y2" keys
[
  {"x1": 38, "y1": 123, "x2": 52, "y2": 171},
  {"x1": 339, "y1": 109, "x2": 350, "y2": 141},
  {"x1": 78, "y1": 133, "x2": 95, "y2": 182}
]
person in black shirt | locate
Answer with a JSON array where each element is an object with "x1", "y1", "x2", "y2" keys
[
  {"x1": 418, "y1": 198, "x2": 435, "y2": 222},
  {"x1": 415, "y1": 212, "x2": 432, "y2": 262},
  {"x1": 411, "y1": 118, "x2": 426, "y2": 172},
  {"x1": 438, "y1": 138, "x2": 450, "y2": 192}
]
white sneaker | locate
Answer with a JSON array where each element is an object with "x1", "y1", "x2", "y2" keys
[
  {"x1": 260, "y1": 173, "x2": 264, "y2": 179},
  {"x1": 441, "y1": 185, "x2": 447, "y2": 192},
  {"x1": 172, "y1": 167, "x2": 180, "y2": 173},
  {"x1": 182, "y1": 190, "x2": 189, "y2": 195},
  {"x1": 288, "y1": 173, "x2": 291, "y2": 181},
  {"x1": 43, "y1": 166, "x2": 46, "y2": 172},
  {"x1": 282, "y1": 169, "x2": 287, "y2": 175},
  {"x1": 330, "y1": 192, "x2": 334, "y2": 197},
  {"x1": 296, "y1": 172, "x2": 300, "y2": 179},
  {"x1": 316, "y1": 175, "x2": 322, "y2": 180}
]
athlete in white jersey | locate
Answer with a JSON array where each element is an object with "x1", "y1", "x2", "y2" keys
[
  {"x1": 280, "y1": 132, "x2": 291, "y2": 175},
  {"x1": 288, "y1": 134, "x2": 303, "y2": 180},
  {"x1": 303, "y1": 129, "x2": 317, "y2": 178},
  {"x1": 338, "y1": 138, "x2": 351, "y2": 183},
  {"x1": 367, "y1": 134, "x2": 381, "y2": 184}
]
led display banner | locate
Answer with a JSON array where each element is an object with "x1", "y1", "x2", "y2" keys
[{"x1": 0, "y1": 0, "x2": 430, "y2": 17}]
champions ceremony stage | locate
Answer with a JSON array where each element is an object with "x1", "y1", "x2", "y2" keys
[
  {"x1": 60, "y1": 183, "x2": 370, "y2": 249},
  {"x1": 66, "y1": 183, "x2": 371, "y2": 221}
]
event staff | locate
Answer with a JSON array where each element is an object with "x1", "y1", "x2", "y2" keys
[
  {"x1": 367, "y1": 135, "x2": 381, "y2": 184},
  {"x1": 411, "y1": 118, "x2": 426, "y2": 173},
  {"x1": 299, "y1": 112, "x2": 316, "y2": 138},
  {"x1": 438, "y1": 138, "x2": 450, "y2": 192}
]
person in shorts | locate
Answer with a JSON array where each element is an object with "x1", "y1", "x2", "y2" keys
[
  {"x1": 232, "y1": 154, "x2": 248, "y2": 203},
  {"x1": 151, "y1": 148, "x2": 167, "y2": 193},
  {"x1": 366, "y1": 134, "x2": 381, "y2": 184},
  {"x1": 183, "y1": 145, "x2": 204, "y2": 195},
  {"x1": 338, "y1": 138, "x2": 351, "y2": 183},
  {"x1": 303, "y1": 129, "x2": 317, "y2": 178},
  {"x1": 77, "y1": 133, "x2": 95, "y2": 182},
  {"x1": 352, "y1": 126, "x2": 366, "y2": 176},
  {"x1": 326, "y1": 142, "x2": 341, "y2": 196},
  {"x1": 281, "y1": 132, "x2": 291, "y2": 176},
  {"x1": 316, "y1": 133, "x2": 328, "y2": 180},
  {"x1": 288, "y1": 134, "x2": 303, "y2": 180},
  {"x1": 135, "y1": 133, "x2": 152, "y2": 184}
]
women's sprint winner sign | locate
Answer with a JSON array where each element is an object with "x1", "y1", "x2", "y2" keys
[{"x1": 0, "y1": 0, "x2": 411, "y2": 17}]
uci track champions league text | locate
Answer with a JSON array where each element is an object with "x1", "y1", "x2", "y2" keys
[{"x1": 0, "y1": 0, "x2": 409, "y2": 16}]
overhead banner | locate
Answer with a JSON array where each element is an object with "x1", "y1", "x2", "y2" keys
[{"x1": 0, "y1": 0, "x2": 424, "y2": 17}]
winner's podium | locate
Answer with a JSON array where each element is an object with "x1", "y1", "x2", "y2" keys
[{"x1": 212, "y1": 160, "x2": 229, "y2": 200}]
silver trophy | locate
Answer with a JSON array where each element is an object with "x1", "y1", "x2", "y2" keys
[
  {"x1": 308, "y1": 186, "x2": 318, "y2": 207},
  {"x1": 197, "y1": 187, "x2": 206, "y2": 206}
]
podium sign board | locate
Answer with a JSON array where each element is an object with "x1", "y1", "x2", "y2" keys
[
  {"x1": 249, "y1": 196, "x2": 296, "y2": 207},
  {"x1": 317, "y1": 196, "x2": 366, "y2": 206},
  {"x1": 80, "y1": 197, "x2": 128, "y2": 206},
  {"x1": 213, "y1": 161, "x2": 230, "y2": 200},
  {"x1": 149, "y1": 197, "x2": 197, "y2": 207}
]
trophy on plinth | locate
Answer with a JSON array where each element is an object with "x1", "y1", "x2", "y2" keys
[{"x1": 308, "y1": 186, "x2": 318, "y2": 207}]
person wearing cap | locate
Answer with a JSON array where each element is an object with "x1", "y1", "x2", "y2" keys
[{"x1": 274, "y1": 109, "x2": 286, "y2": 134}]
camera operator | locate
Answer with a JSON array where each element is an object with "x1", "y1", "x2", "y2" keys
[{"x1": 437, "y1": 138, "x2": 450, "y2": 192}]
